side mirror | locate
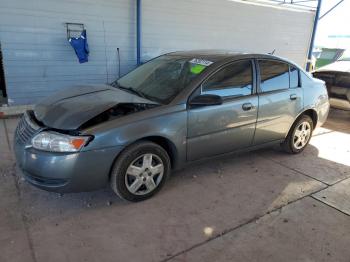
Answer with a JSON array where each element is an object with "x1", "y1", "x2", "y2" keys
[{"x1": 189, "y1": 94, "x2": 223, "y2": 107}]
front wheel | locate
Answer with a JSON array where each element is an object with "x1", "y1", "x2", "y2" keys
[
  {"x1": 282, "y1": 115, "x2": 313, "y2": 154},
  {"x1": 110, "y1": 141, "x2": 171, "y2": 202}
]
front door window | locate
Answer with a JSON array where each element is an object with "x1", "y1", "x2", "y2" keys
[{"x1": 202, "y1": 60, "x2": 253, "y2": 98}]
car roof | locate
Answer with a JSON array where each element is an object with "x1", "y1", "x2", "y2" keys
[
  {"x1": 165, "y1": 50, "x2": 310, "y2": 105},
  {"x1": 165, "y1": 50, "x2": 283, "y2": 63}
]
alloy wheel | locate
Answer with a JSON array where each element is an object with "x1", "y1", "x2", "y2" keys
[
  {"x1": 293, "y1": 121, "x2": 311, "y2": 150},
  {"x1": 125, "y1": 153, "x2": 164, "y2": 195}
]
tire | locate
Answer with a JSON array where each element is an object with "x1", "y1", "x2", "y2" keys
[
  {"x1": 110, "y1": 141, "x2": 171, "y2": 202},
  {"x1": 282, "y1": 115, "x2": 314, "y2": 154}
]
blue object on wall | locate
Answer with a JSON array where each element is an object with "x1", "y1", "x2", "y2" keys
[{"x1": 69, "y1": 30, "x2": 89, "y2": 63}]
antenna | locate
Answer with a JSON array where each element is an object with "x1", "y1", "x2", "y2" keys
[
  {"x1": 117, "y1": 48, "x2": 121, "y2": 79},
  {"x1": 268, "y1": 49, "x2": 276, "y2": 55}
]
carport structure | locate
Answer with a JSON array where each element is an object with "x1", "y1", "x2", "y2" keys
[
  {"x1": 1, "y1": 0, "x2": 350, "y2": 261},
  {"x1": 0, "y1": 0, "x2": 319, "y2": 108}
]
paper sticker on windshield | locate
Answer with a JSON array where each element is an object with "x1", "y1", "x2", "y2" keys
[
  {"x1": 189, "y1": 58, "x2": 214, "y2": 67},
  {"x1": 189, "y1": 58, "x2": 213, "y2": 74}
]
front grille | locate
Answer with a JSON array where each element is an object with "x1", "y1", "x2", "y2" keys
[
  {"x1": 25, "y1": 172, "x2": 68, "y2": 186},
  {"x1": 15, "y1": 111, "x2": 41, "y2": 145}
]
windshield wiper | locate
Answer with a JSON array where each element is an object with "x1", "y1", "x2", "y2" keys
[
  {"x1": 117, "y1": 85, "x2": 147, "y2": 99},
  {"x1": 110, "y1": 81, "x2": 162, "y2": 104}
]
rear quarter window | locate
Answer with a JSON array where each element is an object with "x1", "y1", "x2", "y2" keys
[{"x1": 290, "y1": 66, "x2": 300, "y2": 88}]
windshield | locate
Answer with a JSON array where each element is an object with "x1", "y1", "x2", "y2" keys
[{"x1": 110, "y1": 55, "x2": 213, "y2": 104}]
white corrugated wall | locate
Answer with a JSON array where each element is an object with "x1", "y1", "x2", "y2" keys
[
  {"x1": 142, "y1": 0, "x2": 314, "y2": 65},
  {"x1": 0, "y1": 0, "x2": 314, "y2": 106}
]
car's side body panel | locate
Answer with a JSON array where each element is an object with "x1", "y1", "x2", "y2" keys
[
  {"x1": 187, "y1": 95, "x2": 258, "y2": 161},
  {"x1": 253, "y1": 88, "x2": 303, "y2": 144}
]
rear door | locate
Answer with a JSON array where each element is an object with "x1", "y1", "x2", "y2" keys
[
  {"x1": 253, "y1": 59, "x2": 303, "y2": 145},
  {"x1": 187, "y1": 59, "x2": 258, "y2": 161}
]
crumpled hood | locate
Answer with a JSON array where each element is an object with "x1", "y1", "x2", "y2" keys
[{"x1": 34, "y1": 84, "x2": 156, "y2": 130}]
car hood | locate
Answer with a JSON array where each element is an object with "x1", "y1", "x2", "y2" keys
[
  {"x1": 34, "y1": 84, "x2": 157, "y2": 130},
  {"x1": 314, "y1": 60, "x2": 350, "y2": 73}
]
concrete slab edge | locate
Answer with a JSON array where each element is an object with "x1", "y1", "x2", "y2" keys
[
  {"x1": 161, "y1": 184, "x2": 330, "y2": 262},
  {"x1": 163, "y1": 162, "x2": 350, "y2": 262},
  {"x1": 0, "y1": 105, "x2": 33, "y2": 118}
]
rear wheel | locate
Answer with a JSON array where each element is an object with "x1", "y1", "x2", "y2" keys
[
  {"x1": 282, "y1": 115, "x2": 313, "y2": 154},
  {"x1": 110, "y1": 141, "x2": 171, "y2": 202}
]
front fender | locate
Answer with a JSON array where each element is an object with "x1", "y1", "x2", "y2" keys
[{"x1": 81, "y1": 105, "x2": 188, "y2": 168}]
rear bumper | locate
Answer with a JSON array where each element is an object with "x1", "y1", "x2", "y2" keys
[
  {"x1": 315, "y1": 99, "x2": 330, "y2": 128},
  {"x1": 14, "y1": 142, "x2": 124, "y2": 193}
]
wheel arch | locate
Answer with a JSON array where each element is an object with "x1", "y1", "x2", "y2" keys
[
  {"x1": 300, "y1": 109, "x2": 318, "y2": 130},
  {"x1": 108, "y1": 135, "x2": 178, "y2": 182},
  {"x1": 139, "y1": 136, "x2": 178, "y2": 169},
  {"x1": 117, "y1": 136, "x2": 178, "y2": 170},
  {"x1": 285, "y1": 108, "x2": 318, "y2": 139}
]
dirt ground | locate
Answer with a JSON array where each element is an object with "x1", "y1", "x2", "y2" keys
[{"x1": 1, "y1": 109, "x2": 350, "y2": 262}]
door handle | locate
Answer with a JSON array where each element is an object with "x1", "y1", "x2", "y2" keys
[
  {"x1": 290, "y1": 94, "x2": 297, "y2": 100},
  {"x1": 242, "y1": 103, "x2": 253, "y2": 111}
]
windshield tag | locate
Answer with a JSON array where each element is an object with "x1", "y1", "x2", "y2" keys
[{"x1": 189, "y1": 58, "x2": 213, "y2": 67}]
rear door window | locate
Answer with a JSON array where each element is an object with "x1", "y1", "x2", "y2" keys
[{"x1": 258, "y1": 60, "x2": 289, "y2": 92}]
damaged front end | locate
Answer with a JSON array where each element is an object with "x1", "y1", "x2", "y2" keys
[
  {"x1": 80, "y1": 103, "x2": 159, "y2": 130},
  {"x1": 16, "y1": 84, "x2": 161, "y2": 153},
  {"x1": 33, "y1": 84, "x2": 161, "y2": 130},
  {"x1": 14, "y1": 109, "x2": 126, "y2": 193},
  {"x1": 16, "y1": 102, "x2": 159, "y2": 154}
]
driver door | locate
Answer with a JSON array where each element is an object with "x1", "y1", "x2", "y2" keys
[{"x1": 187, "y1": 60, "x2": 258, "y2": 161}]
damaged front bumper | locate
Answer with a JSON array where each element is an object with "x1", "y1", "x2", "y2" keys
[
  {"x1": 14, "y1": 142, "x2": 124, "y2": 193},
  {"x1": 13, "y1": 112, "x2": 124, "y2": 193}
]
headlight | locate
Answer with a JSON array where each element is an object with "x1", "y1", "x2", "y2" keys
[{"x1": 32, "y1": 131, "x2": 91, "y2": 152}]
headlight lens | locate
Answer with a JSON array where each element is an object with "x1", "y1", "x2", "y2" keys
[{"x1": 32, "y1": 131, "x2": 90, "y2": 152}]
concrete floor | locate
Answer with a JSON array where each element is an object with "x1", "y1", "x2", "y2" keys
[{"x1": 1, "y1": 109, "x2": 350, "y2": 262}]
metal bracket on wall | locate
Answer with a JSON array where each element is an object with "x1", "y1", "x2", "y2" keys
[{"x1": 65, "y1": 23, "x2": 85, "y2": 40}]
